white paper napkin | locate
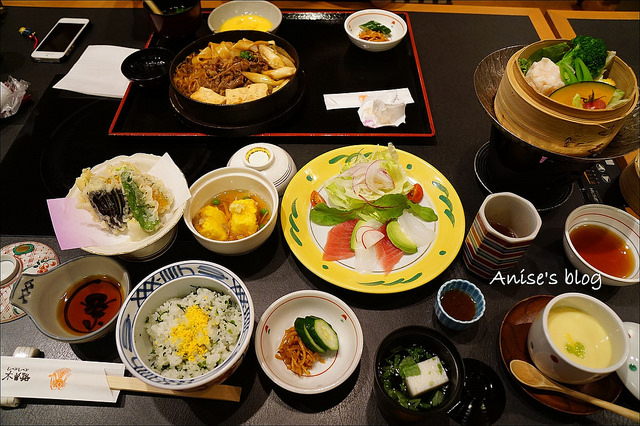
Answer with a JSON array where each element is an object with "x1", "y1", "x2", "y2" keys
[
  {"x1": 323, "y1": 88, "x2": 414, "y2": 128},
  {"x1": 0, "y1": 356, "x2": 124, "y2": 404},
  {"x1": 47, "y1": 153, "x2": 191, "y2": 250},
  {"x1": 53, "y1": 45, "x2": 138, "y2": 98}
]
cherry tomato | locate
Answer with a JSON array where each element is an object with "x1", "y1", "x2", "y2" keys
[
  {"x1": 310, "y1": 190, "x2": 326, "y2": 207},
  {"x1": 406, "y1": 183, "x2": 423, "y2": 203},
  {"x1": 583, "y1": 99, "x2": 607, "y2": 109}
]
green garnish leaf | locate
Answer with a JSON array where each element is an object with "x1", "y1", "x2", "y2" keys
[{"x1": 359, "y1": 20, "x2": 391, "y2": 35}]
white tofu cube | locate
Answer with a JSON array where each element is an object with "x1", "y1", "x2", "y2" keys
[{"x1": 404, "y1": 356, "x2": 449, "y2": 398}]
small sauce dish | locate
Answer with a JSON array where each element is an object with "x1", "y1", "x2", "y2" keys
[
  {"x1": 121, "y1": 47, "x2": 174, "y2": 87},
  {"x1": 10, "y1": 256, "x2": 130, "y2": 344},
  {"x1": 435, "y1": 279, "x2": 485, "y2": 331}
]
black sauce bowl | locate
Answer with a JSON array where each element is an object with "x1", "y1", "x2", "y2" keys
[
  {"x1": 121, "y1": 47, "x2": 174, "y2": 88},
  {"x1": 374, "y1": 326, "x2": 465, "y2": 423}
]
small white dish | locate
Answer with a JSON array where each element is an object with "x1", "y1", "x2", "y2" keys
[
  {"x1": 344, "y1": 9, "x2": 407, "y2": 52},
  {"x1": 255, "y1": 290, "x2": 363, "y2": 394},
  {"x1": 617, "y1": 322, "x2": 639, "y2": 399},
  {"x1": 227, "y1": 143, "x2": 296, "y2": 196}
]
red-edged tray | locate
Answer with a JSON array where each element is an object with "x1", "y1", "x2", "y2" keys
[{"x1": 109, "y1": 10, "x2": 434, "y2": 139}]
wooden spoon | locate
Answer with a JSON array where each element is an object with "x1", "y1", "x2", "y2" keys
[{"x1": 509, "y1": 359, "x2": 639, "y2": 422}]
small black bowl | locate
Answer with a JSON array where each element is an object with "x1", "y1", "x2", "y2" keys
[
  {"x1": 121, "y1": 47, "x2": 174, "y2": 88},
  {"x1": 374, "y1": 326, "x2": 465, "y2": 423}
]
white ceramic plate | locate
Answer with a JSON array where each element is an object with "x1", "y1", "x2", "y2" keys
[
  {"x1": 255, "y1": 290, "x2": 363, "y2": 394},
  {"x1": 617, "y1": 321, "x2": 639, "y2": 400}
]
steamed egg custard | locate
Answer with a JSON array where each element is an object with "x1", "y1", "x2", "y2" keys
[
  {"x1": 547, "y1": 306, "x2": 612, "y2": 368},
  {"x1": 193, "y1": 189, "x2": 270, "y2": 241},
  {"x1": 220, "y1": 15, "x2": 272, "y2": 32}
]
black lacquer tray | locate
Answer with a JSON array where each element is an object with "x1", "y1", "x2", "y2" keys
[{"x1": 109, "y1": 10, "x2": 435, "y2": 138}]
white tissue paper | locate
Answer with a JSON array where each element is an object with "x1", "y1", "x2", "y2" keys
[
  {"x1": 323, "y1": 88, "x2": 414, "y2": 128},
  {"x1": 53, "y1": 45, "x2": 138, "y2": 98}
]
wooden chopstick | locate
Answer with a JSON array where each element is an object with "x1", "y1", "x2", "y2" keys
[{"x1": 106, "y1": 376, "x2": 241, "y2": 402}]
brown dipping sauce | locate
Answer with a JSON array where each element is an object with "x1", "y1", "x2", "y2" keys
[
  {"x1": 569, "y1": 223, "x2": 636, "y2": 278},
  {"x1": 440, "y1": 290, "x2": 476, "y2": 321},
  {"x1": 57, "y1": 275, "x2": 124, "y2": 334}
]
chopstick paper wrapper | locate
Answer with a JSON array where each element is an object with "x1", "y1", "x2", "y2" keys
[
  {"x1": 323, "y1": 88, "x2": 414, "y2": 128},
  {"x1": 0, "y1": 357, "x2": 241, "y2": 403}
]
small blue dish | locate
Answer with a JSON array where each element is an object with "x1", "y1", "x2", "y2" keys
[
  {"x1": 121, "y1": 47, "x2": 174, "y2": 87},
  {"x1": 435, "y1": 279, "x2": 485, "y2": 331}
]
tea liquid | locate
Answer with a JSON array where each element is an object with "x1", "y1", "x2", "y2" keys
[{"x1": 569, "y1": 224, "x2": 636, "y2": 278}]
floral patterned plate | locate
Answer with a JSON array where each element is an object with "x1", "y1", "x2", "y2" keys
[{"x1": 281, "y1": 145, "x2": 465, "y2": 293}]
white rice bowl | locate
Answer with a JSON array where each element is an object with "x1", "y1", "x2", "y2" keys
[{"x1": 116, "y1": 260, "x2": 254, "y2": 390}]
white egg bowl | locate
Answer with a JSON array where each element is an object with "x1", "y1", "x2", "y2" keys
[
  {"x1": 115, "y1": 260, "x2": 254, "y2": 391},
  {"x1": 344, "y1": 9, "x2": 407, "y2": 52},
  {"x1": 563, "y1": 204, "x2": 639, "y2": 286},
  {"x1": 207, "y1": 0, "x2": 282, "y2": 33},
  {"x1": 183, "y1": 167, "x2": 279, "y2": 255}
]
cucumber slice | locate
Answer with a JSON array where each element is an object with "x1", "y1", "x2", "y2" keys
[
  {"x1": 305, "y1": 316, "x2": 339, "y2": 351},
  {"x1": 294, "y1": 317, "x2": 325, "y2": 353}
]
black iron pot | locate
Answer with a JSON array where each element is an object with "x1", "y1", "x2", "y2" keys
[{"x1": 169, "y1": 30, "x2": 304, "y2": 135}]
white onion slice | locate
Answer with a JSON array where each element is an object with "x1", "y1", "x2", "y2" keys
[{"x1": 397, "y1": 211, "x2": 435, "y2": 248}]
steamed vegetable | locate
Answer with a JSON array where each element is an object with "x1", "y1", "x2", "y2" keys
[{"x1": 556, "y1": 35, "x2": 608, "y2": 81}]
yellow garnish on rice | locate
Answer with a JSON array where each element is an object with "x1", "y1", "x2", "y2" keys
[{"x1": 170, "y1": 305, "x2": 216, "y2": 361}]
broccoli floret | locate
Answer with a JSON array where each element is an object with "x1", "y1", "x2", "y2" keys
[{"x1": 557, "y1": 35, "x2": 608, "y2": 78}]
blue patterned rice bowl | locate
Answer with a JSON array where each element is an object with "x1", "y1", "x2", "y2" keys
[{"x1": 116, "y1": 260, "x2": 254, "y2": 390}]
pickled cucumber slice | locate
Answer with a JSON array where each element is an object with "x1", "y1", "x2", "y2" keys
[
  {"x1": 294, "y1": 317, "x2": 325, "y2": 353},
  {"x1": 305, "y1": 316, "x2": 339, "y2": 351}
]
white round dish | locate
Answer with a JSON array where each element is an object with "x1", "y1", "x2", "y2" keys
[
  {"x1": 255, "y1": 290, "x2": 363, "y2": 394},
  {"x1": 66, "y1": 153, "x2": 189, "y2": 259},
  {"x1": 617, "y1": 322, "x2": 639, "y2": 400},
  {"x1": 343, "y1": 9, "x2": 407, "y2": 52},
  {"x1": 227, "y1": 143, "x2": 297, "y2": 196}
]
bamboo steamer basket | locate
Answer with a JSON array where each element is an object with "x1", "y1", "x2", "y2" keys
[
  {"x1": 494, "y1": 39, "x2": 638, "y2": 157},
  {"x1": 619, "y1": 152, "x2": 639, "y2": 216}
]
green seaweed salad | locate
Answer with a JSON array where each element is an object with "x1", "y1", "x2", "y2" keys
[{"x1": 378, "y1": 343, "x2": 449, "y2": 411}]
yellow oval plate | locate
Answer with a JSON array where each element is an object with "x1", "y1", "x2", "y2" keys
[{"x1": 281, "y1": 145, "x2": 465, "y2": 294}]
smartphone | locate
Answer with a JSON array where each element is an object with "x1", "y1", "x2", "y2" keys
[{"x1": 31, "y1": 17, "x2": 90, "y2": 63}]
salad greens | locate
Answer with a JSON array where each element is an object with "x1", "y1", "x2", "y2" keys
[{"x1": 310, "y1": 144, "x2": 437, "y2": 226}]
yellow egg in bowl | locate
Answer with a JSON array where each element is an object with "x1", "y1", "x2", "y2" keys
[
  {"x1": 183, "y1": 167, "x2": 279, "y2": 255},
  {"x1": 207, "y1": 0, "x2": 282, "y2": 33}
]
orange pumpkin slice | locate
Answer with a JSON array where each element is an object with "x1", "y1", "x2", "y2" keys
[{"x1": 549, "y1": 81, "x2": 617, "y2": 109}]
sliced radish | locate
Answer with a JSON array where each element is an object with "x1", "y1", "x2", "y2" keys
[{"x1": 354, "y1": 220, "x2": 384, "y2": 249}]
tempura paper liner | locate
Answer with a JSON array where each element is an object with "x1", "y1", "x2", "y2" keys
[
  {"x1": 47, "y1": 152, "x2": 191, "y2": 250},
  {"x1": 0, "y1": 356, "x2": 124, "y2": 404}
]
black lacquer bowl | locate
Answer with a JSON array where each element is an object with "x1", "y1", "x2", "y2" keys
[
  {"x1": 168, "y1": 30, "x2": 304, "y2": 136},
  {"x1": 122, "y1": 47, "x2": 174, "y2": 88},
  {"x1": 374, "y1": 326, "x2": 465, "y2": 423}
]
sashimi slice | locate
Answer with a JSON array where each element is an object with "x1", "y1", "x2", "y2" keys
[
  {"x1": 376, "y1": 224, "x2": 404, "y2": 275},
  {"x1": 323, "y1": 219, "x2": 359, "y2": 261}
]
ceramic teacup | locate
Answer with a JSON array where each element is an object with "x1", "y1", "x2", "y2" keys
[
  {"x1": 527, "y1": 292, "x2": 629, "y2": 384},
  {"x1": 462, "y1": 192, "x2": 542, "y2": 279}
]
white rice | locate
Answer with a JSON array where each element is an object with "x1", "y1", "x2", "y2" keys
[{"x1": 145, "y1": 287, "x2": 242, "y2": 379}]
